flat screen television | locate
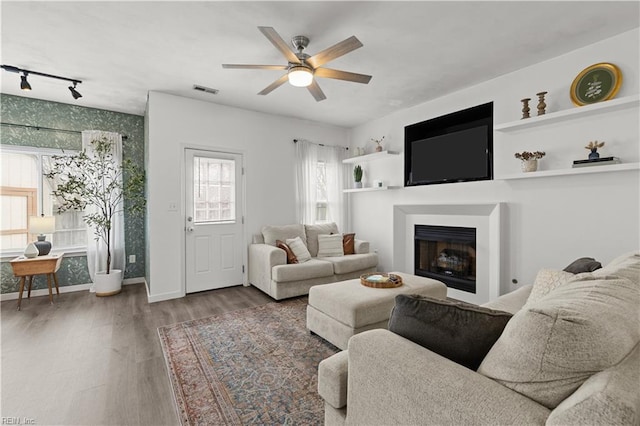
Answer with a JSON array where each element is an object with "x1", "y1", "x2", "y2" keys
[{"x1": 404, "y1": 102, "x2": 493, "y2": 186}]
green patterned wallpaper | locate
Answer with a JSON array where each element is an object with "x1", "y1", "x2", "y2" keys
[{"x1": 0, "y1": 94, "x2": 145, "y2": 294}]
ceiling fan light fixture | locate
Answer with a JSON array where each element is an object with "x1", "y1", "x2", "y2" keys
[{"x1": 288, "y1": 66, "x2": 313, "y2": 87}]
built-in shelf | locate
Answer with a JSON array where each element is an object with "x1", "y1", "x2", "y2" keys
[
  {"x1": 495, "y1": 95, "x2": 640, "y2": 132},
  {"x1": 342, "y1": 150, "x2": 400, "y2": 164},
  {"x1": 343, "y1": 185, "x2": 400, "y2": 193},
  {"x1": 497, "y1": 162, "x2": 639, "y2": 180}
]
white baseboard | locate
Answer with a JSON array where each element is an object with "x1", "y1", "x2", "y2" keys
[
  {"x1": 147, "y1": 289, "x2": 184, "y2": 303},
  {"x1": 0, "y1": 277, "x2": 146, "y2": 301}
]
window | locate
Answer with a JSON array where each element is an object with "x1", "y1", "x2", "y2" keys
[
  {"x1": 294, "y1": 140, "x2": 348, "y2": 230},
  {"x1": 316, "y1": 161, "x2": 328, "y2": 222},
  {"x1": 193, "y1": 156, "x2": 236, "y2": 223},
  {"x1": 0, "y1": 148, "x2": 87, "y2": 254}
]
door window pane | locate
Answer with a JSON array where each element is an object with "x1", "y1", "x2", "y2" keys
[{"x1": 193, "y1": 156, "x2": 236, "y2": 223}]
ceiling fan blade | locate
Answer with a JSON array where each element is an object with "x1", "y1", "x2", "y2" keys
[
  {"x1": 307, "y1": 80, "x2": 327, "y2": 102},
  {"x1": 314, "y1": 68, "x2": 372, "y2": 84},
  {"x1": 222, "y1": 64, "x2": 288, "y2": 70},
  {"x1": 306, "y1": 36, "x2": 363, "y2": 68},
  {"x1": 258, "y1": 74, "x2": 289, "y2": 96},
  {"x1": 258, "y1": 26, "x2": 300, "y2": 64}
]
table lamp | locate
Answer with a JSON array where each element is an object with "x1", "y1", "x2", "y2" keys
[{"x1": 29, "y1": 215, "x2": 55, "y2": 255}]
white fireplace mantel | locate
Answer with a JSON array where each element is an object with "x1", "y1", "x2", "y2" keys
[{"x1": 392, "y1": 203, "x2": 504, "y2": 305}]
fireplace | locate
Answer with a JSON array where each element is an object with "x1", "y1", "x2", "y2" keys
[{"x1": 415, "y1": 225, "x2": 476, "y2": 293}]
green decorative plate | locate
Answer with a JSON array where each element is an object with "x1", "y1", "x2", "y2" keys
[{"x1": 570, "y1": 62, "x2": 622, "y2": 106}]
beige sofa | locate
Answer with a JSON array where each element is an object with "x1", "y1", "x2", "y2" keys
[
  {"x1": 318, "y1": 252, "x2": 640, "y2": 425},
  {"x1": 248, "y1": 223, "x2": 378, "y2": 300}
]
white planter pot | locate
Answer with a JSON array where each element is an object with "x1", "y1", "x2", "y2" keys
[
  {"x1": 521, "y1": 159, "x2": 538, "y2": 172},
  {"x1": 94, "y1": 269, "x2": 123, "y2": 297}
]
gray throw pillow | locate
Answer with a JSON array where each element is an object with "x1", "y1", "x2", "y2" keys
[
  {"x1": 388, "y1": 295, "x2": 512, "y2": 371},
  {"x1": 563, "y1": 257, "x2": 602, "y2": 273}
]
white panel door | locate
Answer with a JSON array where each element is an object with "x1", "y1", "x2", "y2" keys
[{"x1": 185, "y1": 149, "x2": 244, "y2": 293}]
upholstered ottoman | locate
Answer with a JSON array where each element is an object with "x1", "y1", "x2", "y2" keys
[{"x1": 307, "y1": 272, "x2": 447, "y2": 349}]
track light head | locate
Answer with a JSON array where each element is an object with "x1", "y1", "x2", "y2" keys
[
  {"x1": 68, "y1": 82, "x2": 82, "y2": 100},
  {"x1": 20, "y1": 73, "x2": 32, "y2": 91}
]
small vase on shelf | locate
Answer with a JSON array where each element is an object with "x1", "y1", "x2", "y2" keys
[
  {"x1": 371, "y1": 136, "x2": 385, "y2": 153},
  {"x1": 585, "y1": 141, "x2": 605, "y2": 160},
  {"x1": 521, "y1": 159, "x2": 538, "y2": 172},
  {"x1": 514, "y1": 150, "x2": 545, "y2": 173},
  {"x1": 24, "y1": 242, "x2": 39, "y2": 258}
]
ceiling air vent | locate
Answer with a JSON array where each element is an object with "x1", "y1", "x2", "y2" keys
[{"x1": 193, "y1": 85, "x2": 219, "y2": 95}]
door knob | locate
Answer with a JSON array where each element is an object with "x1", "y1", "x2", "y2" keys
[{"x1": 187, "y1": 226, "x2": 194, "y2": 232}]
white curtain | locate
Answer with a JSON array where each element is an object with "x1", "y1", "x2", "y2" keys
[
  {"x1": 82, "y1": 130, "x2": 125, "y2": 289},
  {"x1": 295, "y1": 139, "x2": 348, "y2": 231}
]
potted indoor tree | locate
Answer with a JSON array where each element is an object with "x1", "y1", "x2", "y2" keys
[{"x1": 45, "y1": 136, "x2": 145, "y2": 296}]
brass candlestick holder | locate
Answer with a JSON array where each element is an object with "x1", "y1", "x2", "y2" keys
[
  {"x1": 537, "y1": 91, "x2": 548, "y2": 115},
  {"x1": 520, "y1": 98, "x2": 531, "y2": 119}
]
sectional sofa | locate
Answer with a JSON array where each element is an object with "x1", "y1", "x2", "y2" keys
[{"x1": 318, "y1": 251, "x2": 640, "y2": 425}]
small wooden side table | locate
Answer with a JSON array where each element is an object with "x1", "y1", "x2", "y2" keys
[{"x1": 10, "y1": 253, "x2": 64, "y2": 310}]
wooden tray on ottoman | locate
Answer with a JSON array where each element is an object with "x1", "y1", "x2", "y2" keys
[{"x1": 360, "y1": 273, "x2": 403, "y2": 288}]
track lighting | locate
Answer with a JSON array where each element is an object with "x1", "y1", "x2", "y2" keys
[
  {"x1": 20, "y1": 73, "x2": 32, "y2": 91},
  {"x1": 68, "y1": 82, "x2": 82, "y2": 99},
  {"x1": 1, "y1": 64, "x2": 82, "y2": 100}
]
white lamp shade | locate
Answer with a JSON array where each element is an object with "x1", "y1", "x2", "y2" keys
[
  {"x1": 29, "y1": 215, "x2": 55, "y2": 234},
  {"x1": 288, "y1": 66, "x2": 313, "y2": 87}
]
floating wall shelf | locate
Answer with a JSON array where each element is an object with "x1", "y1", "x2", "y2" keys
[
  {"x1": 495, "y1": 95, "x2": 640, "y2": 132},
  {"x1": 498, "y1": 162, "x2": 639, "y2": 180},
  {"x1": 342, "y1": 150, "x2": 400, "y2": 164},
  {"x1": 343, "y1": 185, "x2": 400, "y2": 193}
]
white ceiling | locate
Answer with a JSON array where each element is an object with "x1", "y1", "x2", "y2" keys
[{"x1": 1, "y1": 1, "x2": 638, "y2": 128}]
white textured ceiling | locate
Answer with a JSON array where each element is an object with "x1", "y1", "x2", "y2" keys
[{"x1": 1, "y1": 1, "x2": 638, "y2": 128}]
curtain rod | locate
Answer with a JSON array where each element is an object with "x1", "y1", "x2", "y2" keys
[
  {"x1": 293, "y1": 138, "x2": 348, "y2": 150},
  {"x1": 1, "y1": 122, "x2": 128, "y2": 139}
]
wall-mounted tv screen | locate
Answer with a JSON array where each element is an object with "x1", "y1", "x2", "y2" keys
[{"x1": 405, "y1": 102, "x2": 493, "y2": 186}]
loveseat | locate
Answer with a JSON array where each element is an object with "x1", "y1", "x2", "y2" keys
[
  {"x1": 318, "y1": 252, "x2": 640, "y2": 425},
  {"x1": 249, "y1": 223, "x2": 378, "y2": 300}
]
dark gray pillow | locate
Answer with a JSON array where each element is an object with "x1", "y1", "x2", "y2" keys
[
  {"x1": 563, "y1": 257, "x2": 602, "y2": 273},
  {"x1": 388, "y1": 295, "x2": 512, "y2": 370}
]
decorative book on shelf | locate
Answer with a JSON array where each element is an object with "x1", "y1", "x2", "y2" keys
[{"x1": 572, "y1": 157, "x2": 621, "y2": 168}]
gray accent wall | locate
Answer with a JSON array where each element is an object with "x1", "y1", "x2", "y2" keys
[{"x1": 0, "y1": 94, "x2": 145, "y2": 293}]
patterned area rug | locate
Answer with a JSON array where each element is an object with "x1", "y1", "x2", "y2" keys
[{"x1": 158, "y1": 297, "x2": 339, "y2": 425}]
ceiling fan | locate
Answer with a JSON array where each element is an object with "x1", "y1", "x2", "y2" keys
[{"x1": 222, "y1": 26, "x2": 372, "y2": 102}]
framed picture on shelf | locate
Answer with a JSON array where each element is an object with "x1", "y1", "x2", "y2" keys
[{"x1": 570, "y1": 62, "x2": 622, "y2": 106}]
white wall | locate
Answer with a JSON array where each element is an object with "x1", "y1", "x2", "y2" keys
[
  {"x1": 146, "y1": 92, "x2": 348, "y2": 301},
  {"x1": 348, "y1": 28, "x2": 640, "y2": 297}
]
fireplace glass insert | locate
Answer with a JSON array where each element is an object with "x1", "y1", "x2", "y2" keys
[{"x1": 415, "y1": 225, "x2": 476, "y2": 293}]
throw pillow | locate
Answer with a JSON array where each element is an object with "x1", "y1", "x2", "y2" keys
[
  {"x1": 594, "y1": 251, "x2": 640, "y2": 282},
  {"x1": 477, "y1": 274, "x2": 640, "y2": 409},
  {"x1": 343, "y1": 233, "x2": 355, "y2": 255},
  {"x1": 285, "y1": 236, "x2": 311, "y2": 263},
  {"x1": 388, "y1": 294, "x2": 513, "y2": 371},
  {"x1": 304, "y1": 223, "x2": 339, "y2": 257},
  {"x1": 563, "y1": 257, "x2": 602, "y2": 273},
  {"x1": 526, "y1": 269, "x2": 575, "y2": 305},
  {"x1": 275, "y1": 240, "x2": 298, "y2": 264},
  {"x1": 317, "y1": 234, "x2": 344, "y2": 257},
  {"x1": 262, "y1": 224, "x2": 306, "y2": 247}
]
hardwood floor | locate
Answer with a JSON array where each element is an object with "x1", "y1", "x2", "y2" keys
[{"x1": 0, "y1": 283, "x2": 273, "y2": 425}]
